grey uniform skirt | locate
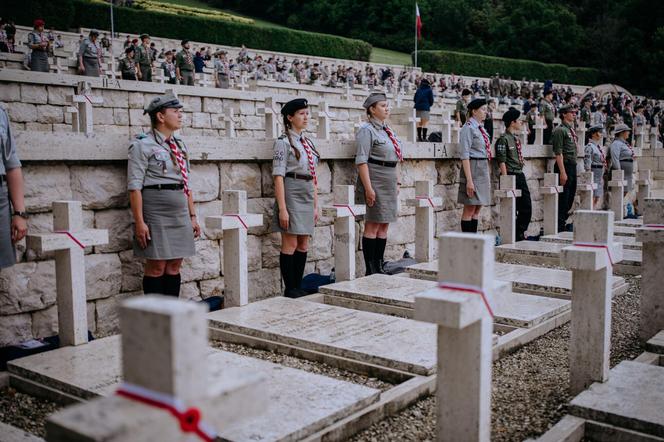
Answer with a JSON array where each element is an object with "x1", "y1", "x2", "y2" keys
[
  {"x1": 355, "y1": 162, "x2": 398, "y2": 223},
  {"x1": 620, "y1": 160, "x2": 634, "y2": 192},
  {"x1": 458, "y1": 158, "x2": 491, "y2": 206},
  {"x1": 591, "y1": 167, "x2": 604, "y2": 197},
  {"x1": 30, "y1": 51, "x2": 49, "y2": 72},
  {"x1": 133, "y1": 188, "x2": 195, "y2": 260},
  {"x1": 0, "y1": 185, "x2": 16, "y2": 269},
  {"x1": 217, "y1": 73, "x2": 230, "y2": 89},
  {"x1": 415, "y1": 110, "x2": 430, "y2": 120},
  {"x1": 83, "y1": 57, "x2": 100, "y2": 77},
  {"x1": 272, "y1": 176, "x2": 315, "y2": 235}
]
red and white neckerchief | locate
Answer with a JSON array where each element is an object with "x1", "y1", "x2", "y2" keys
[
  {"x1": 595, "y1": 142, "x2": 607, "y2": 168},
  {"x1": 383, "y1": 125, "x2": 403, "y2": 161},
  {"x1": 478, "y1": 125, "x2": 492, "y2": 160},
  {"x1": 568, "y1": 125, "x2": 578, "y2": 146},
  {"x1": 514, "y1": 133, "x2": 524, "y2": 166},
  {"x1": 165, "y1": 138, "x2": 190, "y2": 195},
  {"x1": 625, "y1": 141, "x2": 635, "y2": 159},
  {"x1": 300, "y1": 136, "x2": 318, "y2": 186}
]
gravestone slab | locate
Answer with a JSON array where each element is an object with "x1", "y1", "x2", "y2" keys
[
  {"x1": 207, "y1": 297, "x2": 438, "y2": 375},
  {"x1": 569, "y1": 361, "x2": 664, "y2": 437},
  {"x1": 0, "y1": 422, "x2": 43, "y2": 442},
  {"x1": 540, "y1": 232, "x2": 642, "y2": 250},
  {"x1": 408, "y1": 261, "x2": 629, "y2": 299},
  {"x1": 613, "y1": 225, "x2": 637, "y2": 237},
  {"x1": 645, "y1": 331, "x2": 664, "y2": 354},
  {"x1": 319, "y1": 274, "x2": 569, "y2": 328},
  {"x1": 8, "y1": 336, "x2": 380, "y2": 441},
  {"x1": 615, "y1": 218, "x2": 643, "y2": 227}
]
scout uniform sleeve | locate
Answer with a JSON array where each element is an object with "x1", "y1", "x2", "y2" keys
[
  {"x1": 272, "y1": 138, "x2": 288, "y2": 176},
  {"x1": 127, "y1": 139, "x2": 149, "y2": 190},
  {"x1": 495, "y1": 135, "x2": 508, "y2": 164},
  {"x1": 583, "y1": 144, "x2": 592, "y2": 171},
  {"x1": 1, "y1": 109, "x2": 21, "y2": 171},
  {"x1": 175, "y1": 52, "x2": 183, "y2": 68},
  {"x1": 551, "y1": 128, "x2": 564, "y2": 156},
  {"x1": 78, "y1": 40, "x2": 86, "y2": 58},
  {"x1": 458, "y1": 125, "x2": 472, "y2": 160},
  {"x1": 355, "y1": 126, "x2": 372, "y2": 165},
  {"x1": 455, "y1": 100, "x2": 464, "y2": 114}
]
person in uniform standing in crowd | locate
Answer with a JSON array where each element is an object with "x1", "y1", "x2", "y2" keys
[
  {"x1": 176, "y1": 40, "x2": 195, "y2": 86},
  {"x1": 583, "y1": 125, "x2": 606, "y2": 209},
  {"x1": 27, "y1": 19, "x2": 50, "y2": 72},
  {"x1": 458, "y1": 98, "x2": 492, "y2": 233},
  {"x1": 495, "y1": 107, "x2": 532, "y2": 241},
  {"x1": 118, "y1": 46, "x2": 138, "y2": 81},
  {"x1": 413, "y1": 78, "x2": 434, "y2": 142},
  {"x1": 136, "y1": 33, "x2": 153, "y2": 82},
  {"x1": 609, "y1": 123, "x2": 636, "y2": 215},
  {"x1": 78, "y1": 29, "x2": 101, "y2": 77},
  {"x1": 272, "y1": 98, "x2": 319, "y2": 298},
  {"x1": 160, "y1": 51, "x2": 177, "y2": 85},
  {"x1": 127, "y1": 92, "x2": 200, "y2": 297},
  {"x1": 356, "y1": 92, "x2": 403, "y2": 274},
  {"x1": 0, "y1": 107, "x2": 28, "y2": 270},
  {"x1": 540, "y1": 89, "x2": 555, "y2": 144},
  {"x1": 455, "y1": 88, "x2": 472, "y2": 126},
  {"x1": 552, "y1": 105, "x2": 579, "y2": 232},
  {"x1": 484, "y1": 99, "x2": 496, "y2": 142},
  {"x1": 214, "y1": 50, "x2": 231, "y2": 89}
]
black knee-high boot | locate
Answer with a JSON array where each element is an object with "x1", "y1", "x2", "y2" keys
[
  {"x1": 293, "y1": 250, "x2": 308, "y2": 289},
  {"x1": 143, "y1": 275, "x2": 165, "y2": 295},
  {"x1": 362, "y1": 237, "x2": 376, "y2": 276},
  {"x1": 374, "y1": 237, "x2": 387, "y2": 274},
  {"x1": 162, "y1": 274, "x2": 182, "y2": 297},
  {"x1": 422, "y1": 128, "x2": 428, "y2": 141},
  {"x1": 460, "y1": 220, "x2": 473, "y2": 232},
  {"x1": 471, "y1": 219, "x2": 479, "y2": 233},
  {"x1": 417, "y1": 127, "x2": 423, "y2": 142},
  {"x1": 280, "y1": 252, "x2": 294, "y2": 296}
]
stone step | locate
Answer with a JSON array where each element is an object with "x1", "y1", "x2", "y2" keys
[{"x1": 540, "y1": 232, "x2": 642, "y2": 250}]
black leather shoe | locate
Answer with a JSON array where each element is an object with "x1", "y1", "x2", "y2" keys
[{"x1": 284, "y1": 288, "x2": 310, "y2": 299}]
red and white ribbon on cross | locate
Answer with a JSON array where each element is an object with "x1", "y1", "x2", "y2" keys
[
  {"x1": 55, "y1": 231, "x2": 86, "y2": 249},
  {"x1": 415, "y1": 195, "x2": 436, "y2": 208},
  {"x1": 572, "y1": 242, "x2": 614, "y2": 266},
  {"x1": 644, "y1": 224, "x2": 664, "y2": 228},
  {"x1": 116, "y1": 382, "x2": 218, "y2": 442},
  {"x1": 83, "y1": 94, "x2": 94, "y2": 105},
  {"x1": 438, "y1": 281, "x2": 494, "y2": 318},
  {"x1": 333, "y1": 204, "x2": 356, "y2": 217},
  {"x1": 509, "y1": 190, "x2": 518, "y2": 199},
  {"x1": 225, "y1": 214, "x2": 248, "y2": 229}
]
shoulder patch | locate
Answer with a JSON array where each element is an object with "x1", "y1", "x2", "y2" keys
[
  {"x1": 135, "y1": 133, "x2": 148, "y2": 140},
  {"x1": 278, "y1": 134, "x2": 287, "y2": 140}
]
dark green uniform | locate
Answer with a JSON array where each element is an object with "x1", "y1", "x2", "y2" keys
[
  {"x1": 540, "y1": 100, "x2": 555, "y2": 144},
  {"x1": 495, "y1": 131, "x2": 531, "y2": 240},
  {"x1": 455, "y1": 99, "x2": 467, "y2": 124},
  {"x1": 136, "y1": 44, "x2": 153, "y2": 82},
  {"x1": 118, "y1": 57, "x2": 137, "y2": 80},
  {"x1": 176, "y1": 49, "x2": 195, "y2": 86},
  {"x1": 552, "y1": 122, "x2": 578, "y2": 231}
]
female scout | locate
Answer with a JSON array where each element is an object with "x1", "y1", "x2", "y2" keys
[
  {"x1": 127, "y1": 92, "x2": 200, "y2": 297},
  {"x1": 78, "y1": 29, "x2": 101, "y2": 77},
  {"x1": 118, "y1": 46, "x2": 138, "y2": 81},
  {"x1": 413, "y1": 78, "x2": 434, "y2": 142},
  {"x1": 583, "y1": 125, "x2": 606, "y2": 209},
  {"x1": 458, "y1": 98, "x2": 492, "y2": 233},
  {"x1": 272, "y1": 98, "x2": 319, "y2": 298},
  {"x1": 356, "y1": 92, "x2": 402, "y2": 275},
  {"x1": 27, "y1": 19, "x2": 49, "y2": 73},
  {"x1": 609, "y1": 123, "x2": 636, "y2": 214},
  {"x1": 214, "y1": 51, "x2": 231, "y2": 89}
]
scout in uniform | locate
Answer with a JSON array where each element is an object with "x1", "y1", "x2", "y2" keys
[
  {"x1": 413, "y1": 78, "x2": 434, "y2": 142},
  {"x1": 495, "y1": 107, "x2": 532, "y2": 241},
  {"x1": 160, "y1": 51, "x2": 177, "y2": 85},
  {"x1": 213, "y1": 51, "x2": 231, "y2": 89},
  {"x1": 356, "y1": 92, "x2": 403, "y2": 274},
  {"x1": 118, "y1": 46, "x2": 138, "y2": 81},
  {"x1": 455, "y1": 88, "x2": 472, "y2": 126},
  {"x1": 458, "y1": 98, "x2": 492, "y2": 233},
  {"x1": 27, "y1": 19, "x2": 50, "y2": 72},
  {"x1": 176, "y1": 40, "x2": 195, "y2": 86},
  {"x1": 0, "y1": 107, "x2": 28, "y2": 270},
  {"x1": 583, "y1": 125, "x2": 606, "y2": 209},
  {"x1": 78, "y1": 29, "x2": 101, "y2": 77},
  {"x1": 552, "y1": 104, "x2": 579, "y2": 232},
  {"x1": 127, "y1": 92, "x2": 201, "y2": 297},
  {"x1": 136, "y1": 34, "x2": 153, "y2": 82},
  {"x1": 540, "y1": 90, "x2": 555, "y2": 144},
  {"x1": 272, "y1": 99, "x2": 319, "y2": 298},
  {"x1": 609, "y1": 123, "x2": 636, "y2": 214}
]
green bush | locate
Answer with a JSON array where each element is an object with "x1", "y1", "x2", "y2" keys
[
  {"x1": 3, "y1": 0, "x2": 75, "y2": 32},
  {"x1": 416, "y1": 50, "x2": 603, "y2": 86}
]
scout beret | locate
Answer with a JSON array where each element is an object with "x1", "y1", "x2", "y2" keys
[
  {"x1": 144, "y1": 92, "x2": 183, "y2": 115},
  {"x1": 613, "y1": 123, "x2": 631, "y2": 135},
  {"x1": 89, "y1": 29, "x2": 100, "y2": 36},
  {"x1": 33, "y1": 19, "x2": 45, "y2": 27},
  {"x1": 281, "y1": 98, "x2": 308, "y2": 117},
  {"x1": 559, "y1": 104, "x2": 577, "y2": 114},
  {"x1": 588, "y1": 125, "x2": 603, "y2": 135},
  {"x1": 181, "y1": 39, "x2": 189, "y2": 45},
  {"x1": 363, "y1": 92, "x2": 387, "y2": 109},
  {"x1": 467, "y1": 98, "x2": 487, "y2": 111},
  {"x1": 502, "y1": 107, "x2": 521, "y2": 126},
  {"x1": 139, "y1": 33, "x2": 150, "y2": 40},
  {"x1": 125, "y1": 46, "x2": 135, "y2": 55}
]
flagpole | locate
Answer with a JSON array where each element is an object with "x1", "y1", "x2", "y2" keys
[{"x1": 414, "y1": 3, "x2": 418, "y2": 68}]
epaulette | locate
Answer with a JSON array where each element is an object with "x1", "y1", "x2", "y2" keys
[
  {"x1": 278, "y1": 134, "x2": 287, "y2": 140},
  {"x1": 135, "y1": 133, "x2": 148, "y2": 140}
]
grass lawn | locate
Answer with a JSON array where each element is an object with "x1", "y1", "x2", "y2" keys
[{"x1": 370, "y1": 47, "x2": 412, "y2": 66}]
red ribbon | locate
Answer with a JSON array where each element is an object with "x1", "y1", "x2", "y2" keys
[
  {"x1": 509, "y1": 190, "x2": 518, "y2": 199},
  {"x1": 644, "y1": 224, "x2": 664, "y2": 228},
  {"x1": 55, "y1": 231, "x2": 86, "y2": 249},
  {"x1": 83, "y1": 94, "x2": 94, "y2": 105},
  {"x1": 333, "y1": 204, "x2": 356, "y2": 217},
  {"x1": 415, "y1": 196, "x2": 435, "y2": 208},
  {"x1": 226, "y1": 214, "x2": 248, "y2": 229},
  {"x1": 572, "y1": 242, "x2": 614, "y2": 266},
  {"x1": 438, "y1": 281, "x2": 494, "y2": 318}
]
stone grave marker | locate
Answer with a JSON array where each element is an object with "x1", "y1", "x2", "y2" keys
[
  {"x1": 577, "y1": 171, "x2": 596, "y2": 210},
  {"x1": 576, "y1": 122, "x2": 587, "y2": 156},
  {"x1": 406, "y1": 180, "x2": 442, "y2": 262},
  {"x1": 220, "y1": 107, "x2": 238, "y2": 138},
  {"x1": 634, "y1": 125, "x2": 646, "y2": 149},
  {"x1": 440, "y1": 110, "x2": 454, "y2": 144},
  {"x1": 534, "y1": 116, "x2": 546, "y2": 145},
  {"x1": 495, "y1": 175, "x2": 522, "y2": 245},
  {"x1": 608, "y1": 169, "x2": 627, "y2": 221},
  {"x1": 540, "y1": 173, "x2": 563, "y2": 235},
  {"x1": 636, "y1": 169, "x2": 652, "y2": 210},
  {"x1": 317, "y1": 101, "x2": 336, "y2": 140},
  {"x1": 65, "y1": 81, "x2": 103, "y2": 136},
  {"x1": 257, "y1": 96, "x2": 280, "y2": 138},
  {"x1": 393, "y1": 107, "x2": 419, "y2": 142},
  {"x1": 540, "y1": 230, "x2": 641, "y2": 250}
]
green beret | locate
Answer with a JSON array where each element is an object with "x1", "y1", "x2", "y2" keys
[{"x1": 502, "y1": 107, "x2": 521, "y2": 126}]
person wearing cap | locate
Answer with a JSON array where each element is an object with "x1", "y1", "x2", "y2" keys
[
  {"x1": 118, "y1": 46, "x2": 138, "y2": 80},
  {"x1": 272, "y1": 98, "x2": 320, "y2": 298},
  {"x1": 356, "y1": 92, "x2": 402, "y2": 274},
  {"x1": 552, "y1": 104, "x2": 579, "y2": 232},
  {"x1": 78, "y1": 29, "x2": 101, "y2": 77},
  {"x1": 584, "y1": 124, "x2": 606, "y2": 209},
  {"x1": 127, "y1": 92, "x2": 200, "y2": 297},
  {"x1": 161, "y1": 50, "x2": 177, "y2": 85},
  {"x1": 495, "y1": 107, "x2": 531, "y2": 241},
  {"x1": 0, "y1": 107, "x2": 28, "y2": 270},
  {"x1": 27, "y1": 19, "x2": 49, "y2": 72},
  {"x1": 455, "y1": 89, "x2": 472, "y2": 126},
  {"x1": 540, "y1": 89, "x2": 555, "y2": 144},
  {"x1": 458, "y1": 98, "x2": 492, "y2": 233},
  {"x1": 213, "y1": 50, "x2": 231, "y2": 89},
  {"x1": 176, "y1": 40, "x2": 195, "y2": 86},
  {"x1": 609, "y1": 123, "x2": 636, "y2": 212},
  {"x1": 413, "y1": 78, "x2": 434, "y2": 142},
  {"x1": 136, "y1": 33, "x2": 153, "y2": 82}
]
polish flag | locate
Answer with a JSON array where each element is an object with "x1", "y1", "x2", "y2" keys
[{"x1": 416, "y1": 3, "x2": 423, "y2": 40}]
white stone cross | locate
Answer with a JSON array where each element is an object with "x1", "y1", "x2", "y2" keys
[
  {"x1": 634, "y1": 125, "x2": 646, "y2": 149},
  {"x1": 608, "y1": 169, "x2": 627, "y2": 221},
  {"x1": 495, "y1": 175, "x2": 522, "y2": 245},
  {"x1": 635, "y1": 198, "x2": 664, "y2": 342},
  {"x1": 518, "y1": 124, "x2": 528, "y2": 147},
  {"x1": 26, "y1": 201, "x2": 108, "y2": 346},
  {"x1": 440, "y1": 110, "x2": 454, "y2": 144},
  {"x1": 576, "y1": 121, "x2": 587, "y2": 157},
  {"x1": 540, "y1": 173, "x2": 563, "y2": 235},
  {"x1": 205, "y1": 190, "x2": 263, "y2": 307},
  {"x1": 636, "y1": 169, "x2": 652, "y2": 210},
  {"x1": 534, "y1": 115, "x2": 546, "y2": 146},
  {"x1": 406, "y1": 181, "x2": 443, "y2": 262},
  {"x1": 66, "y1": 81, "x2": 103, "y2": 136},
  {"x1": 322, "y1": 185, "x2": 366, "y2": 281},
  {"x1": 650, "y1": 127, "x2": 661, "y2": 149},
  {"x1": 257, "y1": 96, "x2": 281, "y2": 139},
  {"x1": 395, "y1": 108, "x2": 419, "y2": 142},
  {"x1": 316, "y1": 101, "x2": 336, "y2": 140},
  {"x1": 344, "y1": 86, "x2": 353, "y2": 101},
  {"x1": 451, "y1": 124, "x2": 461, "y2": 144},
  {"x1": 235, "y1": 72, "x2": 249, "y2": 92},
  {"x1": 415, "y1": 233, "x2": 494, "y2": 442},
  {"x1": 45, "y1": 296, "x2": 264, "y2": 442},
  {"x1": 196, "y1": 72, "x2": 214, "y2": 88},
  {"x1": 577, "y1": 171, "x2": 597, "y2": 210},
  {"x1": 219, "y1": 107, "x2": 238, "y2": 138},
  {"x1": 560, "y1": 210, "x2": 623, "y2": 395},
  {"x1": 395, "y1": 91, "x2": 404, "y2": 108}
]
